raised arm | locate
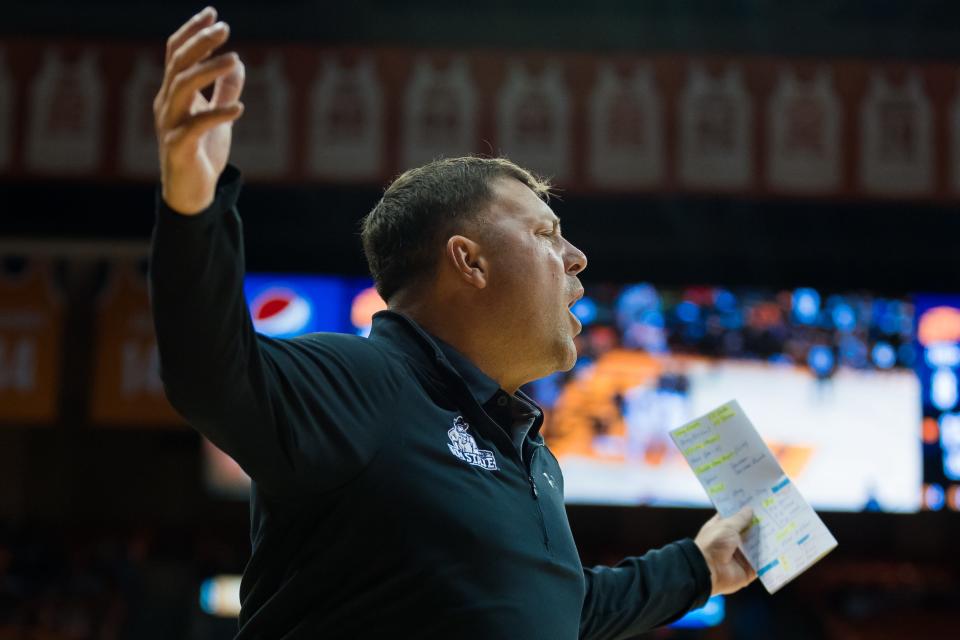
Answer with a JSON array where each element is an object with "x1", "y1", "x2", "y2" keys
[{"x1": 148, "y1": 8, "x2": 398, "y2": 498}]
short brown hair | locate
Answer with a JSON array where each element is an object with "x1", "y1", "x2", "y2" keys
[{"x1": 360, "y1": 156, "x2": 551, "y2": 302}]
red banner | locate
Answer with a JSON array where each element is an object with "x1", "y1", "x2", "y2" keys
[
  {"x1": 89, "y1": 262, "x2": 183, "y2": 426},
  {"x1": 0, "y1": 259, "x2": 63, "y2": 424},
  {"x1": 1, "y1": 38, "x2": 957, "y2": 200}
]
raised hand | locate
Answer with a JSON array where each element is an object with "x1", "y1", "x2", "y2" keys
[
  {"x1": 153, "y1": 6, "x2": 246, "y2": 215},
  {"x1": 693, "y1": 506, "x2": 758, "y2": 596}
]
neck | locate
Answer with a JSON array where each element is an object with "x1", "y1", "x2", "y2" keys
[{"x1": 391, "y1": 294, "x2": 526, "y2": 395}]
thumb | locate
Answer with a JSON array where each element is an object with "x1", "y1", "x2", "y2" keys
[{"x1": 725, "y1": 506, "x2": 754, "y2": 533}]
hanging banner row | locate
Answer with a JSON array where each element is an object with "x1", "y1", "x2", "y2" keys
[
  {"x1": 3, "y1": 38, "x2": 960, "y2": 199},
  {"x1": 0, "y1": 259, "x2": 182, "y2": 426}
]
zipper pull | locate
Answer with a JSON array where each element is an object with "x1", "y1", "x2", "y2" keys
[{"x1": 529, "y1": 475, "x2": 539, "y2": 499}]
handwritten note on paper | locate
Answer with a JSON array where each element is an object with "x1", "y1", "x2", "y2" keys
[{"x1": 669, "y1": 400, "x2": 837, "y2": 594}]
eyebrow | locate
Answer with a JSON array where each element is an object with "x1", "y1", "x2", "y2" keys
[{"x1": 531, "y1": 213, "x2": 561, "y2": 231}]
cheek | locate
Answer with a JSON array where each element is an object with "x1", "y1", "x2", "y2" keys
[
  {"x1": 530, "y1": 250, "x2": 563, "y2": 291},
  {"x1": 545, "y1": 249, "x2": 567, "y2": 287},
  {"x1": 495, "y1": 239, "x2": 564, "y2": 301}
]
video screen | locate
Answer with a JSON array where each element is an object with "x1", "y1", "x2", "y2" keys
[
  {"x1": 207, "y1": 275, "x2": 925, "y2": 513},
  {"x1": 914, "y1": 295, "x2": 960, "y2": 510},
  {"x1": 243, "y1": 273, "x2": 383, "y2": 338},
  {"x1": 523, "y1": 284, "x2": 922, "y2": 512}
]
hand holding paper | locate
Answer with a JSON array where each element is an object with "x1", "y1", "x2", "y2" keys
[
  {"x1": 693, "y1": 506, "x2": 758, "y2": 595},
  {"x1": 670, "y1": 400, "x2": 838, "y2": 594}
]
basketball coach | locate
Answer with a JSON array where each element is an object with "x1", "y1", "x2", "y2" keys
[{"x1": 149, "y1": 7, "x2": 757, "y2": 639}]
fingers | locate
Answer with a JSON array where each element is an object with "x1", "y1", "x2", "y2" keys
[
  {"x1": 156, "y1": 12, "x2": 235, "y2": 133},
  {"x1": 165, "y1": 52, "x2": 241, "y2": 125},
  {"x1": 726, "y1": 506, "x2": 755, "y2": 533},
  {"x1": 165, "y1": 7, "x2": 217, "y2": 66},
  {"x1": 165, "y1": 21, "x2": 230, "y2": 92},
  {"x1": 212, "y1": 56, "x2": 246, "y2": 107},
  {"x1": 166, "y1": 102, "x2": 245, "y2": 149},
  {"x1": 733, "y1": 548, "x2": 756, "y2": 580}
]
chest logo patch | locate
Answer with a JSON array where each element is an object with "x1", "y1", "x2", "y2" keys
[
  {"x1": 542, "y1": 472, "x2": 557, "y2": 489},
  {"x1": 447, "y1": 416, "x2": 499, "y2": 471}
]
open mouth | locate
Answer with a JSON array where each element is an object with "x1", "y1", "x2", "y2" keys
[
  {"x1": 567, "y1": 305, "x2": 583, "y2": 334},
  {"x1": 566, "y1": 290, "x2": 584, "y2": 331},
  {"x1": 567, "y1": 289, "x2": 584, "y2": 311}
]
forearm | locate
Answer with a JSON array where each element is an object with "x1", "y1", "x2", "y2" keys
[
  {"x1": 148, "y1": 162, "x2": 293, "y2": 475},
  {"x1": 579, "y1": 539, "x2": 711, "y2": 640}
]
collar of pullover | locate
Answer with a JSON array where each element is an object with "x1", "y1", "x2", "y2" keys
[{"x1": 368, "y1": 310, "x2": 544, "y2": 445}]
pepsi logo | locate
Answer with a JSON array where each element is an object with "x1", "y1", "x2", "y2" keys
[{"x1": 250, "y1": 287, "x2": 312, "y2": 336}]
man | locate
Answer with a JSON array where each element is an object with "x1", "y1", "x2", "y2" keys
[{"x1": 150, "y1": 7, "x2": 757, "y2": 639}]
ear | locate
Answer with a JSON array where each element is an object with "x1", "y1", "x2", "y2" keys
[{"x1": 445, "y1": 235, "x2": 488, "y2": 289}]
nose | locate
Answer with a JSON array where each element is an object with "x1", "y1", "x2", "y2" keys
[{"x1": 564, "y1": 239, "x2": 587, "y2": 276}]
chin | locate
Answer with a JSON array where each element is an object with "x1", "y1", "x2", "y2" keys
[{"x1": 556, "y1": 339, "x2": 579, "y2": 372}]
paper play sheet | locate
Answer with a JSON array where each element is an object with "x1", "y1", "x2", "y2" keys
[{"x1": 669, "y1": 400, "x2": 838, "y2": 594}]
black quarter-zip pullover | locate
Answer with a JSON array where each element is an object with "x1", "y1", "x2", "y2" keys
[
  {"x1": 149, "y1": 166, "x2": 712, "y2": 639},
  {"x1": 432, "y1": 335, "x2": 540, "y2": 455}
]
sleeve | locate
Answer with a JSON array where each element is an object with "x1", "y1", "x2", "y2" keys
[
  {"x1": 578, "y1": 538, "x2": 713, "y2": 640},
  {"x1": 148, "y1": 166, "x2": 402, "y2": 499}
]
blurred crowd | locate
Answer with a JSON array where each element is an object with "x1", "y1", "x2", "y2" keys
[
  {"x1": 572, "y1": 284, "x2": 915, "y2": 376},
  {"x1": 0, "y1": 526, "x2": 243, "y2": 640}
]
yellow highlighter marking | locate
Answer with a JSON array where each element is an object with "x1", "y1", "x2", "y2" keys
[
  {"x1": 683, "y1": 434, "x2": 720, "y2": 456},
  {"x1": 775, "y1": 522, "x2": 797, "y2": 542},
  {"x1": 694, "y1": 452, "x2": 734, "y2": 474},
  {"x1": 675, "y1": 420, "x2": 703, "y2": 437},
  {"x1": 708, "y1": 404, "x2": 736, "y2": 425}
]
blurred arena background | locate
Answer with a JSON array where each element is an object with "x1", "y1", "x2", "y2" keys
[{"x1": 2, "y1": 1, "x2": 960, "y2": 638}]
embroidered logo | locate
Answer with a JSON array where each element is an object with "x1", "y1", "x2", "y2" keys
[
  {"x1": 447, "y1": 416, "x2": 499, "y2": 471},
  {"x1": 542, "y1": 472, "x2": 558, "y2": 489}
]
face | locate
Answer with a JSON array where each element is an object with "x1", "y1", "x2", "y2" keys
[{"x1": 477, "y1": 177, "x2": 587, "y2": 380}]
